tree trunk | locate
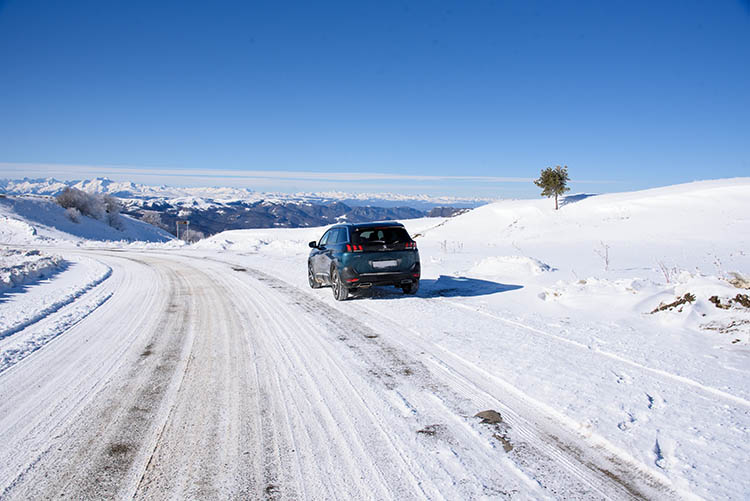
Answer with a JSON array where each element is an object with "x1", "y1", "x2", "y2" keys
[{"x1": 555, "y1": 194, "x2": 558, "y2": 210}]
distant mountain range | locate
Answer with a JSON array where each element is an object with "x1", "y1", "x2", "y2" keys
[{"x1": 1, "y1": 178, "x2": 484, "y2": 237}]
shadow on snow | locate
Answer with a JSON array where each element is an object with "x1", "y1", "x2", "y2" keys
[
  {"x1": 559, "y1": 193, "x2": 598, "y2": 207},
  {"x1": 0, "y1": 260, "x2": 71, "y2": 305},
  {"x1": 350, "y1": 275, "x2": 522, "y2": 300}
]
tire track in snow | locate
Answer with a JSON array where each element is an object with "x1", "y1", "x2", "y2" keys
[
  {"x1": 235, "y1": 274, "x2": 432, "y2": 500},
  {"x1": 348, "y1": 301, "x2": 677, "y2": 501},
  {"x1": 132, "y1": 261, "x2": 262, "y2": 499},
  {"x1": 218, "y1": 268, "x2": 430, "y2": 499},
  {"x1": 132, "y1": 254, "x2": 443, "y2": 499},
  {"x1": 412, "y1": 323, "x2": 674, "y2": 500},
  {"x1": 0, "y1": 255, "x2": 192, "y2": 499},
  {"x1": 199, "y1": 255, "x2": 541, "y2": 499},
  {"x1": 448, "y1": 301, "x2": 750, "y2": 409},
  {"x1": 204, "y1": 255, "x2": 671, "y2": 499}
]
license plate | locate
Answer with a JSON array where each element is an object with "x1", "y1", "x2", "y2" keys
[{"x1": 372, "y1": 260, "x2": 398, "y2": 269}]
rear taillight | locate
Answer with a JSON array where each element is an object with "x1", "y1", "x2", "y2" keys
[
  {"x1": 345, "y1": 244, "x2": 363, "y2": 252},
  {"x1": 405, "y1": 242, "x2": 417, "y2": 250}
]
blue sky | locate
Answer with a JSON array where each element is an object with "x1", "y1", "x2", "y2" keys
[{"x1": 0, "y1": 1, "x2": 748, "y2": 198}]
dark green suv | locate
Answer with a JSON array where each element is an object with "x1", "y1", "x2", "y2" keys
[{"x1": 308, "y1": 222, "x2": 421, "y2": 301}]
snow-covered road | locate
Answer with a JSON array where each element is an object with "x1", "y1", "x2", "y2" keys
[{"x1": 0, "y1": 249, "x2": 679, "y2": 500}]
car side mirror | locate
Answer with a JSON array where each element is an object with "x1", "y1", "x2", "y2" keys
[{"x1": 309, "y1": 241, "x2": 317, "y2": 248}]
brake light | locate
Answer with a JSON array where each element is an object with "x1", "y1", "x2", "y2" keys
[
  {"x1": 345, "y1": 244, "x2": 363, "y2": 252},
  {"x1": 346, "y1": 278, "x2": 360, "y2": 283},
  {"x1": 405, "y1": 242, "x2": 417, "y2": 250}
]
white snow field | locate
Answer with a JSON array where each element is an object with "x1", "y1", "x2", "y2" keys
[{"x1": 0, "y1": 179, "x2": 748, "y2": 499}]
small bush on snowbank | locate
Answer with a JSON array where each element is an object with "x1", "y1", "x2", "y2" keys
[
  {"x1": 56, "y1": 187, "x2": 123, "y2": 229},
  {"x1": 709, "y1": 294, "x2": 750, "y2": 310}
]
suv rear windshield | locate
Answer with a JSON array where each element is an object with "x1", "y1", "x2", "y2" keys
[{"x1": 351, "y1": 227, "x2": 411, "y2": 244}]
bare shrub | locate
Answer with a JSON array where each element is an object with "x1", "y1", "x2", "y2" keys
[
  {"x1": 141, "y1": 210, "x2": 168, "y2": 230},
  {"x1": 656, "y1": 260, "x2": 678, "y2": 284},
  {"x1": 65, "y1": 207, "x2": 81, "y2": 223},
  {"x1": 182, "y1": 229, "x2": 204, "y2": 243},
  {"x1": 439, "y1": 240, "x2": 463, "y2": 253},
  {"x1": 56, "y1": 187, "x2": 103, "y2": 219},
  {"x1": 593, "y1": 241, "x2": 610, "y2": 271},
  {"x1": 56, "y1": 187, "x2": 122, "y2": 229},
  {"x1": 102, "y1": 194, "x2": 123, "y2": 230}
]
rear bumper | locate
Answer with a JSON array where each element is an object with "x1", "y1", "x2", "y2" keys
[{"x1": 340, "y1": 264, "x2": 420, "y2": 288}]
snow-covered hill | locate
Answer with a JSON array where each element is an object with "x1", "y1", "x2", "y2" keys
[
  {"x1": 200, "y1": 177, "x2": 750, "y2": 281},
  {"x1": 0, "y1": 195, "x2": 174, "y2": 245}
]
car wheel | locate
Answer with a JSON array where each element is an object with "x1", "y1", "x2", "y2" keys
[
  {"x1": 402, "y1": 280, "x2": 419, "y2": 295},
  {"x1": 332, "y1": 267, "x2": 349, "y2": 301},
  {"x1": 308, "y1": 262, "x2": 322, "y2": 289}
]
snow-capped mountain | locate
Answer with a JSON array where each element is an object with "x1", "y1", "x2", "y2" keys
[
  {"x1": 0, "y1": 177, "x2": 491, "y2": 209},
  {"x1": 0, "y1": 177, "x2": 479, "y2": 237}
]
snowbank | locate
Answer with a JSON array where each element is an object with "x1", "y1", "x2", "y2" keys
[
  {"x1": 0, "y1": 248, "x2": 65, "y2": 293},
  {"x1": 0, "y1": 255, "x2": 112, "y2": 373},
  {"x1": 469, "y1": 255, "x2": 555, "y2": 277}
]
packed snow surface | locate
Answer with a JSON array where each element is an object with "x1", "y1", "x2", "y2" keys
[{"x1": 0, "y1": 178, "x2": 748, "y2": 499}]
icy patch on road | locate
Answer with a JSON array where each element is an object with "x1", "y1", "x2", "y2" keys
[{"x1": 0, "y1": 248, "x2": 65, "y2": 294}]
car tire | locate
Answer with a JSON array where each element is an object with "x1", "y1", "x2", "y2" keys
[
  {"x1": 308, "y1": 262, "x2": 321, "y2": 289},
  {"x1": 332, "y1": 267, "x2": 349, "y2": 301},
  {"x1": 402, "y1": 280, "x2": 419, "y2": 295}
]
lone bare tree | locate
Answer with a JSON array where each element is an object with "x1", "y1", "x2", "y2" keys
[{"x1": 534, "y1": 165, "x2": 570, "y2": 210}]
